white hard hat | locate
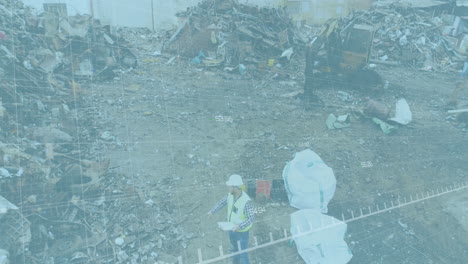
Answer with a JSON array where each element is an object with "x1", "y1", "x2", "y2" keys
[{"x1": 226, "y1": 174, "x2": 243, "y2": 187}]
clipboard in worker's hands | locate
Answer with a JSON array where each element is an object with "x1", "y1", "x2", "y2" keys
[{"x1": 217, "y1": 222, "x2": 235, "y2": 231}]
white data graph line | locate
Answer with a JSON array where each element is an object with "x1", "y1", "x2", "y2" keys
[{"x1": 176, "y1": 181, "x2": 468, "y2": 264}]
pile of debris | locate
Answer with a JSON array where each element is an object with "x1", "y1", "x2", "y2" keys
[
  {"x1": 0, "y1": 1, "x2": 191, "y2": 263},
  {"x1": 1, "y1": 129, "x2": 187, "y2": 263},
  {"x1": 160, "y1": 0, "x2": 467, "y2": 72},
  {"x1": 0, "y1": 0, "x2": 137, "y2": 102},
  {"x1": 162, "y1": 0, "x2": 305, "y2": 67},
  {"x1": 0, "y1": 128, "x2": 112, "y2": 263},
  {"x1": 345, "y1": 3, "x2": 467, "y2": 71}
]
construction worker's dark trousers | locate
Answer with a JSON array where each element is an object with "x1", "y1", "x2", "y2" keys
[{"x1": 229, "y1": 230, "x2": 250, "y2": 264}]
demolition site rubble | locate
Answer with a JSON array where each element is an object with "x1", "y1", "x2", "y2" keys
[{"x1": 0, "y1": 0, "x2": 467, "y2": 263}]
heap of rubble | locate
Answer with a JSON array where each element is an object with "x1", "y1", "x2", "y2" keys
[
  {"x1": 344, "y1": 4, "x2": 467, "y2": 71},
  {"x1": 163, "y1": 0, "x2": 306, "y2": 66},
  {"x1": 0, "y1": 1, "x2": 189, "y2": 264},
  {"x1": 0, "y1": 0, "x2": 137, "y2": 103},
  {"x1": 161, "y1": 0, "x2": 467, "y2": 72}
]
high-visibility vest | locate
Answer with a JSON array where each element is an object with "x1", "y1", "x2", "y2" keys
[{"x1": 227, "y1": 191, "x2": 253, "y2": 232}]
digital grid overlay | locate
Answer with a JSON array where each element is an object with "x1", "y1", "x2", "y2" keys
[{"x1": 0, "y1": 1, "x2": 467, "y2": 264}]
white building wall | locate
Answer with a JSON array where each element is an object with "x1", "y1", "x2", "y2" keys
[
  {"x1": 94, "y1": 0, "x2": 154, "y2": 29},
  {"x1": 96, "y1": 0, "x2": 282, "y2": 30},
  {"x1": 21, "y1": 0, "x2": 373, "y2": 29},
  {"x1": 22, "y1": 0, "x2": 90, "y2": 15},
  {"x1": 21, "y1": 0, "x2": 280, "y2": 29}
]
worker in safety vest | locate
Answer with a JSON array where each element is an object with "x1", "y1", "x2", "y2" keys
[{"x1": 207, "y1": 174, "x2": 255, "y2": 264}]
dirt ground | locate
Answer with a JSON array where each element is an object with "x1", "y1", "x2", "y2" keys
[{"x1": 76, "y1": 40, "x2": 468, "y2": 264}]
